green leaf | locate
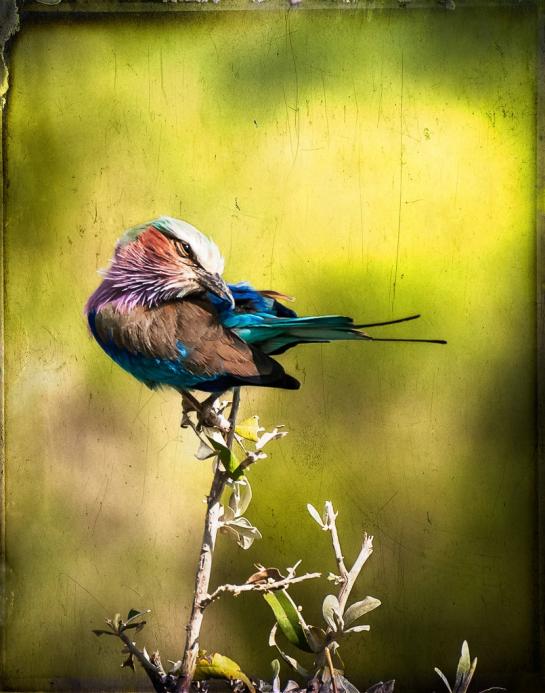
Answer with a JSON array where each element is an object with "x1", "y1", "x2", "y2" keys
[
  {"x1": 207, "y1": 437, "x2": 244, "y2": 479},
  {"x1": 344, "y1": 597, "x2": 381, "y2": 627},
  {"x1": 271, "y1": 659, "x2": 281, "y2": 693},
  {"x1": 123, "y1": 621, "x2": 146, "y2": 632},
  {"x1": 263, "y1": 589, "x2": 313, "y2": 652},
  {"x1": 235, "y1": 416, "x2": 263, "y2": 442},
  {"x1": 194, "y1": 651, "x2": 255, "y2": 692},
  {"x1": 454, "y1": 641, "x2": 477, "y2": 693},
  {"x1": 455, "y1": 641, "x2": 470, "y2": 688},
  {"x1": 121, "y1": 653, "x2": 135, "y2": 670},
  {"x1": 126, "y1": 608, "x2": 150, "y2": 624},
  {"x1": 307, "y1": 625, "x2": 327, "y2": 653},
  {"x1": 269, "y1": 623, "x2": 311, "y2": 678}
]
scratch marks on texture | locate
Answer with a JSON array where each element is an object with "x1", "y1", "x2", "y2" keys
[
  {"x1": 321, "y1": 72, "x2": 330, "y2": 143},
  {"x1": 391, "y1": 52, "x2": 404, "y2": 311},
  {"x1": 160, "y1": 45, "x2": 167, "y2": 101},
  {"x1": 285, "y1": 12, "x2": 300, "y2": 164},
  {"x1": 91, "y1": 470, "x2": 112, "y2": 535},
  {"x1": 352, "y1": 79, "x2": 365, "y2": 266},
  {"x1": 113, "y1": 50, "x2": 117, "y2": 92},
  {"x1": 59, "y1": 573, "x2": 108, "y2": 612},
  {"x1": 147, "y1": 45, "x2": 152, "y2": 116}
]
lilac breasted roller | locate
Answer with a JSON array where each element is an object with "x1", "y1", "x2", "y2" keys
[{"x1": 85, "y1": 216, "x2": 445, "y2": 397}]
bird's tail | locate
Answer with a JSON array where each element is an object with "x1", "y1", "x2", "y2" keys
[
  {"x1": 256, "y1": 313, "x2": 446, "y2": 355},
  {"x1": 354, "y1": 314, "x2": 447, "y2": 344}
]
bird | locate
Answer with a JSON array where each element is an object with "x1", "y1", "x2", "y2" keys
[{"x1": 85, "y1": 216, "x2": 445, "y2": 414}]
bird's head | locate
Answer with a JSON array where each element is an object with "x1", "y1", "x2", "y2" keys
[{"x1": 91, "y1": 216, "x2": 234, "y2": 311}]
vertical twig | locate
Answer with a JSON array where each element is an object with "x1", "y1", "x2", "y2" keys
[
  {"x1": 324, "y1": 502, "x2": 348, "y2": 582},
  {"x1": 325, "y1": 502, "x2": 374, "y2": 612},
  {"x1": 117, "y1": 631, "x2": 166, "y2": 693},
  {"x1": 178, "y1": 387, "x2": 241, "y2": 693},
  {"x1": 337, "y1": 533, "x2": 373, "y2": 614},
  {"x1": 324, "y1": 646, "x2": 339, "y2": 693}
]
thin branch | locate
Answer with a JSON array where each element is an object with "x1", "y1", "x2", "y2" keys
[
  {"x1": 178, "y1": 388, "x2": 241, "y2": 693},
  {"x1": 236, "y1": 451, "x2": 267, "y2": 474},
  {"x1": 181, "y1": 391, "x2": 230, "y2": 433},
  {"x1": 323, "y1": 502, "x2": 374, "y2": 614},
  {"x1": 324, "y1": 647, "x2": 339, "y2": 693},
  {"x1": 150, "y1": 650, "x2": 168, "y2": 678},
  {"x1": 117, "y1": 631, "x2": 166, "y2": 693},
  {"x1": 226, "y1": 387, "x2": 241, "y2": 449},
  {"x1": 202, "y1": 571, "x2": 322, "y2": 607},
  {"x1": 324, "y1": 502, "x2": 348, "y2": 582},
  {"x1": 337, "y1": 533, "x2": 374, "y2": 613}
]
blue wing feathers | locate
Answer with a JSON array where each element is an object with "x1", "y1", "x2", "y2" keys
[
  {"x1": 215, "y1": 282, "x2": 367, "y2": 355},
  {"x1": 88, "y1": 309, "x2": 215, "y2": 390},
  {"x1": 88, "y1": 280, "x2": 369, "y2": 392}
]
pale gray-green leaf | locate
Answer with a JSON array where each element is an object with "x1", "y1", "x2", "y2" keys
[
  {"x1": 307, "y1": 503, "x2": 325, "y2": 528},
  {"x1": 220, "y1": 504, "x2": 236, "y2": 523},
  {"x1": 223, "y1": 516, "x2": 262, "y2": 549},
  {"x1": 219, "y1": 524, "x2": 241, "y2": 544},
  {"x1": 229, "y1": 478, "x2": 252, "y2": 517},
  {"x1": 343, "y1": 624, "x2": 371, "y2": 634},
  {"x1": 434, "y1": 667, "x2": 453, "y2": 693},
  {"x1": 322, "y1": 594, "x2": 342, "y2": 632},
  {"x1": 256, "y1": 427, "x2": 287, "y2": 451},
  {"x1": 283, "y1": 682, "x2": 300, "y2": 692},
  {"x1": 336, "y1": 674, "x2": 362, "y2": 693},
  {"x1": 344, "y1": 597, "x2": 381, "y2": 626},
  {"x1": 195, "y1": 440, "x2": 215, "y2": 460},
  {"x1": 168, "y1": 660, "x2": 182, "y2": 674},
  {"x1": 366, "y1": 682, "x2": 396, "y2": 693}
]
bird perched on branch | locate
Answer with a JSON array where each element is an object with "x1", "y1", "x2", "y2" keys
[{"x1": 85, "y1": 216, "x2": 445, "y2": 416}]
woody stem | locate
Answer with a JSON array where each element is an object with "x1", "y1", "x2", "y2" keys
[{"x1": 178, "y1": 387, "x2": 241, "y2": 692}]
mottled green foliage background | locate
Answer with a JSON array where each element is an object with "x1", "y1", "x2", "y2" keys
[{"x1": 3, "y1": 7, "x2": 538, "y2": 691}]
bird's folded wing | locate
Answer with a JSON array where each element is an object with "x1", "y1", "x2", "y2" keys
[{"x1": 92, "y1": 298, "x2": 299, "y2": 389}]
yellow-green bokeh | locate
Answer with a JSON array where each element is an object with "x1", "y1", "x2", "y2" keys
[{"x1": 3, "y1": 7, "x2": 538, "y2": 691}]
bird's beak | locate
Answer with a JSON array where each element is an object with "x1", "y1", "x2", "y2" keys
[{"x1": 200, "y1": 271, "x2": 235, "y2": 308}]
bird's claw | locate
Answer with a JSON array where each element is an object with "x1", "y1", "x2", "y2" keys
[
  {"x1": 199, "y1": 404, "x2": 230, "y2": 433},
  {"x1": 180, "y1": 393, "x2": 231, "y2": 434}
]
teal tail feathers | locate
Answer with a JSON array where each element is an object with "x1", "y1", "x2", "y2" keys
[{"x1": 246, "y1": 313, "x2": 446, "y2": 355}]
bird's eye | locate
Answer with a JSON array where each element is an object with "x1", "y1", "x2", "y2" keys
[{"x1": 179, "y1": 241, "x2": 192, "y2": 257}]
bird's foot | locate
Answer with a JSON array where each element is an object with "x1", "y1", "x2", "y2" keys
[
  {"x1": 200, "y1": 401, "x2": 230, "y2": 433},
  {"x1": 181, "y1": 392, "x2": 230, "y2": 434}
]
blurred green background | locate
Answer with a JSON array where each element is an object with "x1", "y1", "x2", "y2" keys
[{"x1": 3, "y1": 6, "x2": 539, "y2": 691}]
